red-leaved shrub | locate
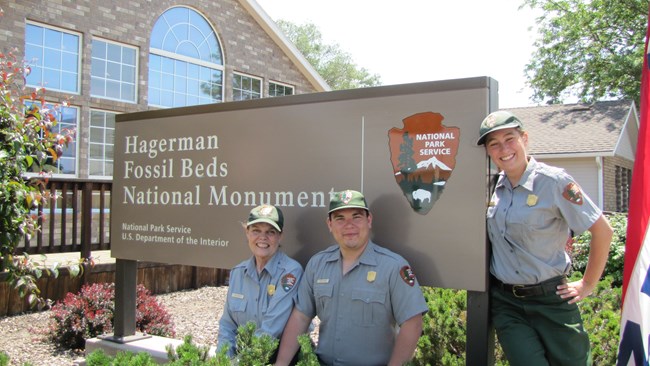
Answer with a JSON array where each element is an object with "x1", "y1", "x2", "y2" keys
[{"x1": 48, "y1": 283, "x2": 175, "y2": 349}]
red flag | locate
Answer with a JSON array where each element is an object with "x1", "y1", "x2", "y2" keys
[{"x1": 616, "y1": 9, "x2": 650, "y2": 366}]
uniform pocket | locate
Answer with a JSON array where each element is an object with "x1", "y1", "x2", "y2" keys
[
  {"x1": 314, "y1": 283, "x2": 333, "y2": 313},
  {"x1": 351, "y1": 289, "x2": 386, "y2": 326}
]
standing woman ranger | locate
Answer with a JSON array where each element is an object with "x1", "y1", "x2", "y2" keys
[
  {"x1": 217, "y1": 205, "x2": 303, "y2": 362},
  {"x1": 477, "y1": 111, "x2": 613, "y2": 366}
]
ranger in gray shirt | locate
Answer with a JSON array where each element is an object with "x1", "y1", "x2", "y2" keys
[
  {"x1": 217, "y1": 205, "x2": 303, "y2": 359},
  {"x1": 478, "y1": 111, "x2": 613, "y2": 366},
  {"x1": 275, "y1": 190, "x2": 428, "y2": 366}
]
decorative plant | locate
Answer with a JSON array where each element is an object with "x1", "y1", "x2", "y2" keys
[
  {"x1": 0, "y1": 43, "x2": 79, "y2": 309},
  {"x1": 48, "y1": 283, "x2": 176, "y2": 349}
]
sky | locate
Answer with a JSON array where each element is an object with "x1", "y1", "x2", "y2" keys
[{"x1": 255, "y1": 0, "x2": 541, "y2": 108}]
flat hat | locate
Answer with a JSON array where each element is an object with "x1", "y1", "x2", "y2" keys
[
  {"x1": 247, "y1": 204, "x2": 284, "y2": 232},
  {"x1": 476, "y1": 110, "x2": 523, "y2": 146},
  {"x1": 328, "y1": 190, "x2": 369, "y2": 214}
]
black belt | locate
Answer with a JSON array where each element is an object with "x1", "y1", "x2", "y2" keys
[{"x1": 492, "y1": 275, "x2": 567, "y2": 298}]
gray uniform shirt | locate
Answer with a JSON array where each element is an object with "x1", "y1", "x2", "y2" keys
[
  {"x1": 487, "y1": 157, "x2": 602, "y2": 285},
  {"x1": 294, "y1": 241, "x2": 428, "y2": 366},
  {"x1": 217, "y1": 250, "x2": 303, "y2": 356}
]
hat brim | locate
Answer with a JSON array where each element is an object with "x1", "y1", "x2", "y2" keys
[
  {"x1": 247, "y1": 218, "x2": 282, "y2": 232},
  {"x1": 476, "y1": 122, "x2": 522, "y2": 146},
  {"x1": 328, "y1": 204, "x2": 369, "y2": 214}
]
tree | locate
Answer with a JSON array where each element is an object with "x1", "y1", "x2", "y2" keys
[
  {"x1": 276, "y1": 20, "x2": 382, "y2": 90},
  {"x1": 0, "y1": 48, "x2": 79, "y2": 309},
  {"x1": 522, "y1": 0, "x2": 647, "y2": 104}
]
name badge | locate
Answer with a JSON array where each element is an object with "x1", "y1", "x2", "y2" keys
[
  {"x1": 232, "y1": 293, "x2": 244, "y2": 299},
  {"x1": 316, "y1": 278, "x2": 329, "y2": 284}
]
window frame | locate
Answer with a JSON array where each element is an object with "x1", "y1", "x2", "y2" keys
[
  {"x1": 24, "y1": 21, "x2": 82, "y2": 95},
  {"x1": 232, "y1": 72, "x2": 263, "y2": 101},
  {"x1": 90, "y1": 38, "x2": 139, "y2": 103},
  {"x1": 268, "y1": 80, "x2": 295, "y2": 98},
  {"x1": 148, "y1": 6, "x2": 225, "y2": 108},
  {"x1": 88, "y1": 109, "x2": 117, "y2": 178}
]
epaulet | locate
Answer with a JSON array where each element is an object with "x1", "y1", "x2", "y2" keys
[
  {"x1": 535, "y1": 161, "x2": 568, "y2": 181},
  {"x1": 373, "y1": 244, "x2": 403, "y2": 262}
]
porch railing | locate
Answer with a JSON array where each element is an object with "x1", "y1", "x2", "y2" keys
[{"x1": 19, "y1": 178, "x2": 112, "y2": 259}]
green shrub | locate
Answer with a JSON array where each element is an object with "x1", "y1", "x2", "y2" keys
[
  {"x1": 576, "y1": 275, "x2": 621, "y2": 366},
  {"x1": 48, "y1": 282, "x2": 175, "y2": 349},
  {"x1": 571, "y1": 212, "x2": 626, "y2": 286},
  {"x1": 86, "y1": 349, "x2": 158, "y2": 366},
  {"x1": 0, "y1": 351, "x2": 9, "y2": 366},
  {"x1": 166, "y1": 335, "x2": 230, "y2": 366}
]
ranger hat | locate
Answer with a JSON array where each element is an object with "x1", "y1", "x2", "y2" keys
[
  {"x1": 476, "y1": 110, "x2": 523, "y2": 146},
  {"x1": 247, "y1": 204, "x2": 284, "y2": 232},
  {"x1": 328, "y1": 190, "x2": 369, "y2": 214}
]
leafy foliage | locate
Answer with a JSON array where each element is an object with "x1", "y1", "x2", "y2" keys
[
  {"x1": 166, "y1": 335, "x2": 230, "y2": 366},
  {"x1": 275, "y1": 20, "x2": 381, "y2": 90},
  {"x1": 522, "y1": 0, "x2": 647, "y2": 104},
  {"x1": 233, "y1": 321, "x2": 278, "y2": 365},
  {"x1": 571, "y1": 212, "x2": 626, "y2": 286},
  {"x1": 0, "y1": 47, "x2": 78, "y2": 309},
  {"x1": 48, "y1": 283, "x2": 175, "y2": 349},
  {"x1": 576, "y1": 275, "x2": 621, "y2": 366},
  {"x1": 86, "y1": 349, "x2": 158, "y2": 366}
]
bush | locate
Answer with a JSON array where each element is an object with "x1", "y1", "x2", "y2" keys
[
  {"x1": 48, "y1": 282, "x2": 175, "y2": 349},
  {"x1": 571, "y1": 212, "x2": 626, "y2": 286},
  {"x1": 576, "y1": 275, "x2": 622, "y2": 366}
]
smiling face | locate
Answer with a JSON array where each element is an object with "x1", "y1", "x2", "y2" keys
[
  {"x1": 485, "y1": 127, "x2": 529, "y2": 184},
  {"x1": 327, "y1": 207, "x2": 372, "y2": 254},
  {"x1": 245, "y1": 222, "x2": 282, "y2": 268}
]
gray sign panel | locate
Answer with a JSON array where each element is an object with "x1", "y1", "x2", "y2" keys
[{"x1": 112, "y1": 77, "x2": 495, "y2": 291}]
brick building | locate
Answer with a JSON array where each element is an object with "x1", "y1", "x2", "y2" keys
[{"x1": 0, "y1": 0, "x2": 328, "y2": 178}]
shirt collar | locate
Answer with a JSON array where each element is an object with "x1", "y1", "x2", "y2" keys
[
  {"x1": 244, "y1": 251, "x2": 281, "y2": 277},
  {"x1": 495, "y1": 156, "x2": 538, "y2": 192},
  {"x1": 323, "y1": 241, "x2": 378, "y2": 266}
]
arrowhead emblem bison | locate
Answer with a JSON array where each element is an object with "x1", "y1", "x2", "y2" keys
[{"x1": 388, "y1": 112, "x2": 460, "y2": 215}]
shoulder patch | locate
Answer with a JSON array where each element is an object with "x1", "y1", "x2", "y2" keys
[
  {"x1": 281, "y1": 273, "x2": 297, "y2": 291},
  {"x1": 399, "y1": 266, "x2": 416, "y2": 287},
  {"x1": 562, "y1": 182, "x2": 584, "y2": 205}
]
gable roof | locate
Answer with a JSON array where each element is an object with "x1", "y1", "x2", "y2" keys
[
  {"x1": 504, "y1": 100, "x2": 637, "y2": 157},
  {"x1": 239, "y1": 0, "x2": 331, "y2": 92}
]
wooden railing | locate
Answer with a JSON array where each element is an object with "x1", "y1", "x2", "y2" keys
[{"x1": 19, "y1": 178, "x2": 112, "y2": 258}]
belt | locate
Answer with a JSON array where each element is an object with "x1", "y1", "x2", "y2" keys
[{"x1": 492, "y1": 275, "x2": 567, "y2": 298}]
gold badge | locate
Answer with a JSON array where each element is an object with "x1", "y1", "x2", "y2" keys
[
  {"x1": 526, "y1": 194, "x2": 538, "y2": 206},
  {"x1": 267, "y1": 284, "x2": 276, "y2": 296},
  {"x1": 367, "y1": 271, "x2": 376, "y2": 282}
]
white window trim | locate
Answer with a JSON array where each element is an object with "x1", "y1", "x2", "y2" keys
[
  {"x1": 233, "y1": 71, "x2": 263, "y2": 100},
  {"x1": 88, "y1": 108, "x2": 118, "y2": 179},
  {"x1": 268, "y1": 80, "x2": 295, "y2": 97},
  {"x1": 25, "y1": 20, "x2": 82, "y2": 95},
  {"x1": 91, "y1": 37, "x2": 139, "y2": 104}
]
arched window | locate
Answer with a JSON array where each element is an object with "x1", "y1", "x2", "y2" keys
[{"x1": 148, "y1": 7, "x2": 223, "y2": 108}]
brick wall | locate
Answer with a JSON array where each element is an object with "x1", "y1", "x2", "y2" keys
[
  {"x1": 1, "y1": 0, "x2": 318, "y2": 177},
  {"x1": 602, "y1": 156, "x2": 634, "y2": 212}
]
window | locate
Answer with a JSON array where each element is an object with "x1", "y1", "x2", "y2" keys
[
  {"x1": 25, "y1": 101, "x2": 78, "y2": 175},
  {"x1": 25, "y1": 22, "x2": 80, "y2": 93},
  {"x1": 148, "y1": 7, "x2": 224, "y2": 108},
  {"x1": 233, "y1": 73, "x2": 262, "y2": 101},
  {"x1": 615, "y1": 165, "x2": 631, "y2": 212},
  {"x1": 89, "y1": 110, "x2": 115, "y2": 177},
  {"x1": 91, "y1": 39, "x2": 137, "y2": 102},
  {"x1": 269, "y1": 81, "x2": 294, "y2": 97}
]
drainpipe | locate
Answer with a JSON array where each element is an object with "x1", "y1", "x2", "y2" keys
[{"x1": 596, "y1": 157, "x2": 604, "y2": 210}]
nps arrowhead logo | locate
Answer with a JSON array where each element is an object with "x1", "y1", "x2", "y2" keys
[{"x1": 388, "y1": 112, "x2": 460, "y2": 215}]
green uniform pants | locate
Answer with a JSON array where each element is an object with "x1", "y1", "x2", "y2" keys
[{"x1": 490, "y1": 285, "x2": 592, "y2": 366}]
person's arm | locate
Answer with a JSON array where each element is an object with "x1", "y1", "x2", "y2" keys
[
  {"x1": 274, "y1": 308, "x2": 311, "y2": 366},
  {"x1": 387, "y1": 313, "x2": 423, "y2": 366},
  {"x1": 216, "y1": 297, "x2": 238, "y2": 357},
  {"x1": 558, "y1": 214, "x2": 613, "y2": 303}
]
